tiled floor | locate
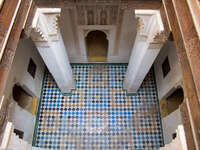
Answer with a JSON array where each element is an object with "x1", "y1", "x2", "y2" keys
[{"x1": 34, "y1": 64, "x2": 163, "y2": 150}]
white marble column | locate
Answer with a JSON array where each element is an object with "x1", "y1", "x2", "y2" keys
[
  {"x1": 30, "y1": 8, "x2": 75, "y2": 94},
  {"x1": 124, "y1": 10, "x2": 167, "y2": 94}
]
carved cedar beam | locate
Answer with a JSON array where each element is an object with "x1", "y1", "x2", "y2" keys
[
  {"x1": 35, "y1": 0, "x2": 76, "y2": 8},
  {"x1": 23, "y1": 1, "x2": 37, "y2": 38},
  {"x1": 121, "y1": 0, "x2": 162, "y2": 9},
  {"x1": 171, "y1": 0, "x2": 200, "y2": 147},
  {"x1": 35, "y1": 0, "x2": 162, "y2": 9},
  {"x1": 0, "y1": 0, "x2": 22, "y2": 61},
  {"x1": 163, "y1": 0, "x2": 200, "y2": 149},
  {"x1": 159, "y1": 4, "x2": 171, "y2": 37},
  {"x1": 0, "y1": 0, "x2": 33, "y2": 141}
]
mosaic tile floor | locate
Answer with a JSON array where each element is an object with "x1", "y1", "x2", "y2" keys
[{"x1": 34, "y1": 64, "x2": 163, "y2": 150}]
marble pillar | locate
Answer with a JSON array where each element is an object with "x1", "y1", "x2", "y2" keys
[
  {"x1": 30, "y1": 8, "x2": 75, "y2": 94},
  {"x1": 124, "y1": 10, "x2": 167, "y2": 94}
]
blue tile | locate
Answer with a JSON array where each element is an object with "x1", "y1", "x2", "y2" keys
[{"x1": 34, "y1": 64, "x2": 163, "y2": 150}]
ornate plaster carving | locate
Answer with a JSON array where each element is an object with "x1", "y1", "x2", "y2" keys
[
  {"x1": 75, "y1": 1, "x2": 120, "y2": 25},
  {"x1": 153, "y1": 31, "x2": 169, "y2": 43},
  {"x1": 136, "y1": 17, "x2": 145, "y2": 33},
  {"x1": 135, "y1": 10, "x2": 167, "y2": 45},
  {"x1": 30, "y1": 8, "x2": 61, "y2": 42},
  {"x1": 36, "y1": 1, "x2": 121, "y2": 26}
]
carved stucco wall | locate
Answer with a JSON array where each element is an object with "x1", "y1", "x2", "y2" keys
[
  {"x1": 59, "y1": 7, "x2": 137, "y2": 63},
  {"x1": 76, "y1": 4, "x2": 120, "y2": 25}
]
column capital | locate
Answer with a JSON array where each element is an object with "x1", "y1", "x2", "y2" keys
[
  {"x1": 148, "y1": 31, "x2": 169, "y2": 50},
  {"x1": 135, "y1": 10, "x2": 167, "y2": 43},
  {"x1": 30, "y1": 8, "x2": 61, "y2": 42},
  {"x1": 153, "y1": 31, "x2": 169, "y2": 43}
]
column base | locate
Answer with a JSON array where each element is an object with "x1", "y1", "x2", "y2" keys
[
  {"x1": 61, "y1": 80, "x2": 76, "y2": 96},
  {"x1": 123, "y1": 81, "x2": 138, "y2": 96}
]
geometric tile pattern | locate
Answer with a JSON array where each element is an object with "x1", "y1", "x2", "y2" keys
[{"x1": 34, "y1": 64, "x2": 163, "y2": 150}]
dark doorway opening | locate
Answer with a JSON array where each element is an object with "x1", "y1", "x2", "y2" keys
[
  {"x1": 86, "y1": 30, "x2": 108, "y2": 62},
  {"x1": 14, "y1": 129, "x2": 24, "y2": 139},
  {"x1": 12, "y1": 84, "x2": 33, "y2": 111},
  {"x1": 161, "y1": 88, "x2": 184, "y2": 117}
]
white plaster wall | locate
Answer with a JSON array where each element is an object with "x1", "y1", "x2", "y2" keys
[
  {"x1": 5, "y1": 39, "x2": 45, "y2": 98},
  {"x1": 114, "y1": 10, "x2": 137, "y2": 63},
  {"x1": 162, "y1": 108, "x2": 182, "y2": 144},
  {"x1": 4, "y1": 38, "x2": 45, "y2": 143},
  {"x1": 154, "y1": 41, "x2": 183, "y2": 145},
  {"x1": 59, "y1": 9, "x2": 137, "y2": 63},
  {"x1": 154, "y1": 40, "x2": 183, "y2": 100},
  {"x1": 60, "y1": 8, "x2": 79, "y2": 57},
  {"x1": 11, "y1": 102, "x2": 36, "y2": 144}
]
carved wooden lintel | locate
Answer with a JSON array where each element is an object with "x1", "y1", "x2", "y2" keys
[{"x1": 36, "y1": 0, "x2": 162, "y2": 10}]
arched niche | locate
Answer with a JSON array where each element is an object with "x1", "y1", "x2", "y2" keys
[
  {"x1": 85, "y1": 30, "x2": 108, "y2": 62},
  {"x1": 84, "y1": 29, "x2": 109, "y2": 40}
]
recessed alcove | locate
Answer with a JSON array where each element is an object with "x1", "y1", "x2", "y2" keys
[
  {"x1": 12, "y1": 84, "x2": 33, "y2": 111},
  {"x1": 160, "y1": 88, "x2": 184, "y2": 118},
  {"x1": 86, "y1": 30, "x2": 108, "y2": 62}
]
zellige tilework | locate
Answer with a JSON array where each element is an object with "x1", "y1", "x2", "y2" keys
[{"x1": 34, "y1": 64, "x2": 163, "y2": 150}]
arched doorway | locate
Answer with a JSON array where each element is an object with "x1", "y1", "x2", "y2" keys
[{"x1": 86, "y1": 30, "x2": 108, "y2": 62}]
